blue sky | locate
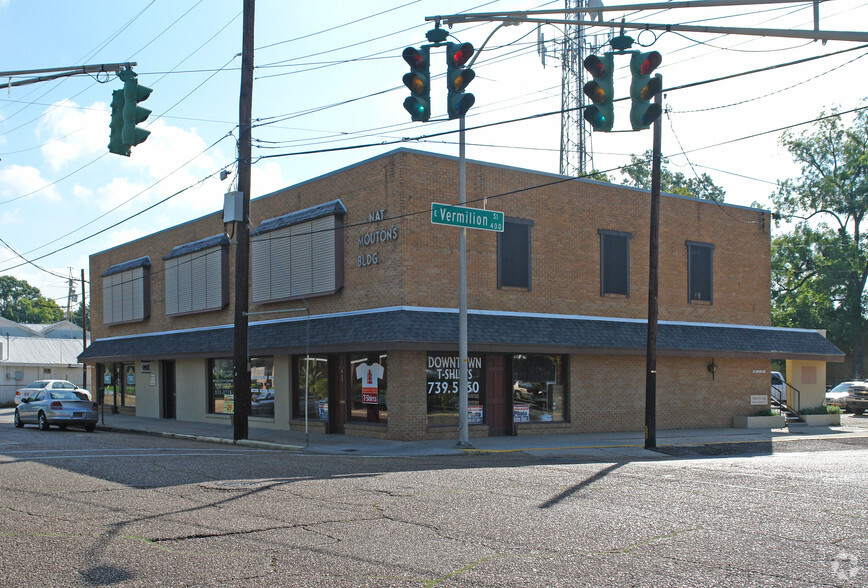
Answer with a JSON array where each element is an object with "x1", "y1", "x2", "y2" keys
[{"x1": 1, "y1": 0, "x2": 866, "y2": 307}]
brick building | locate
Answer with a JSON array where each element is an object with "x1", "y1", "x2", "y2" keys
[{"x1": 79, "y1": 149, "x2": 842, "y2": 440}]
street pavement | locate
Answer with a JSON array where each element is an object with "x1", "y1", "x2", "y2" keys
[{"x1": 3, "y1": 406, "x2": 866, "y2": 460}]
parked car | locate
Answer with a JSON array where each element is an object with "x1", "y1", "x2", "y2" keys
[
  {"x1": 14, "y1": 380, "x2": 92, "y2": 405},
  {"x1": 846, "y1": 383, "x2": 868, "y2": 416},
  {"x1": 14, "y1": 388, "x2": 98, "y2": 431},
  {"x1": 825, "y1": 380, "x2": 868, "y2": 414},
  {"x1": 771, "y1": 371, "x2": 786, "y2": 402}
]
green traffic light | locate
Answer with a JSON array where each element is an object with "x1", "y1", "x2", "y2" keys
[
  {"x1": 583, "y1": 53, "x2": 614, "y2": 132},
  {"x1": 108, "y1": 89, "x2": 129, "y2": 156}
]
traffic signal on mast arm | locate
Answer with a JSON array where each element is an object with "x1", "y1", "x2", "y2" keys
[
  {"x1": 120, "y1": 69, "x2": 153, "y2": 151},
  {"x1": 446, "y1": 42, "x2": 475, "y2": 119},
  {"x1": 108, "y1": 89, "x2": 128, "y2": 156},
  {"x1": 582, "y1": 54, "x2": 614, "y2": 132},
  {"x1": 402, "y1": 46, "x2": 431, "y2": 122},
  {"x1": 629, "y1": 51, "x2": 663, "y2": 130}
]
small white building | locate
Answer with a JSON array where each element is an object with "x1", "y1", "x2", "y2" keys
[{"x1": 0, "y1": 317, "x2": 92, "y2": 404}]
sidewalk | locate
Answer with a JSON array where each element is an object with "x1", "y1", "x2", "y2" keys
[{"x1": 93, "y1": 411, "x2": 868, "y2": 460}]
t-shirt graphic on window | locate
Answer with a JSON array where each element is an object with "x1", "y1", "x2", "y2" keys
[{"x1": 355, "y1": 362, "x2": 384, "y2": 404}]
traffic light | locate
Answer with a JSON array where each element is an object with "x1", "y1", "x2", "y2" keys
[
  {"x1": 120, "y1": 70, "x2": 153, "y2": 150},
  {"x1": 402, "y1": 46, "x2": 430, "y2": 122},
  {"x1": 629, "y1": 51, "x2": 662, "y2": 130},
  {"x1": 446, "y1": 42, "x2": 475, "y2": 119},
  {"x1": 108, "y1": 69, "x2": 152, "y2": 156},
  {"x1": 108, "y1": 89, "x2": 128, "y2": 156},
  {"x1": 582, "y1": 54, "x2": 614, "y2": 132}
]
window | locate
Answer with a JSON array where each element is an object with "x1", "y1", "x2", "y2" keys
[
  {"x1": 511, "y1": 354, "x2": 566, "y2": 423},
  {"x1": 687, "y1": 241, "x2": 714, "y2": 303},
  {"x1": 599, "y1": 230, "x2": 631, "y2": 296},
  {"x1": 251, "y1": 200, "x2": 346, "y2": 304},
  {"x1": 294, "y1": 355, "x2": 329, "y2": 421},
  {"x1": 208, "y1": 357, "x2": 273, "y2": 416},
  {"x1": 250, "y1": 357, "x2": 275, "y2": 419},
  {"x1": 101, "y1": 257, "x2": 150, "y2": 325},
  {"x1": 426, "y1": 353, "x2": 485, "y2": 426},
  {"x1": 498, "y1": 218, "x2": 533, "y2": 289},
  {"x1": 164, "y1": 235, "x2": 229, "y2": 316},
  {"x1": 349, "y1": 353, "x2": 388, "y2": 424},
  {"x1": 209, "y1": 359, "x2": 234, "y2": 415}
]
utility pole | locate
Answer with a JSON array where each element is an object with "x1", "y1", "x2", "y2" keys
[
  {"x1": 644, "y1": 79, "x2": 662, "y2": 450},
  {"x1": 233, "y1": 0, "x2": 255, "y2": 441},
  {"x1": 81, "y1": 269, "x2": 87, "y2": 390}
]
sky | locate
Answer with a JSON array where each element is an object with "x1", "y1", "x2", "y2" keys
[{"x1": 1, "y1": 0, "x2": 866, "y2": 309}]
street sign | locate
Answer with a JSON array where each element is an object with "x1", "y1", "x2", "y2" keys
[{"x1": 431, "y1": 202, "x2": 504, "y2": 232}]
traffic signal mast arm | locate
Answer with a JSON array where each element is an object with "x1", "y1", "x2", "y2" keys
[{"x1": 0, "y1": 62, "x2": 136, "y2": 90}]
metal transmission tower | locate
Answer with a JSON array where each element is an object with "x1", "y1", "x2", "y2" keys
[{"x1": 559, "y1": 0, "x2": 602, "y2": 176}]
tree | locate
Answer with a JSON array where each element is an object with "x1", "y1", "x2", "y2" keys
[
  {"x1": 619, "y1": 150, "x2": 726, "y2": 202},
  {"x1": 0, "y1": 275, "x2": 64, "y2": 324},
  {"x1": 771, "y1": 106, "x2": 868, "y2": 377}
]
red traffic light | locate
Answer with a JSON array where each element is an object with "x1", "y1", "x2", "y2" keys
[
  {"x1": 583, "y1": 55, "x2": 609, "y2": 78},
  {"x1": 402, "y1": 46, "x2": 426, "y2": 69},
  {"x1": 635, "y1": 51, "x2": 662, "y2": 76},
  {"x1": 448, "y1": 42, "x2": 474, "y2": 68}
]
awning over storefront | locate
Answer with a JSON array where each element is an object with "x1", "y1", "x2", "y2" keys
[{"x1": 79, "y1": 306, "x2": 844, "y2": 363}]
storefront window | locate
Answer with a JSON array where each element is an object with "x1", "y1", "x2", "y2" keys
[
  {"x1": 511, "y1": 354, "x2": 566, "y2": 423},
  {"x1": 426, "y1": 353, "x2": 484, "y2": 426},
  {"x1": 294, "y1": 356, "x2": 329, "y2": 420},
  {"x1": 349, "y1": 353, "x2": 387, "y2": 423},
  {"x1": 122, "y1": 363, "x2": 136, "y2": 408},
  {"x1": 250, "y1": 357, "x2": 275, "y2": 419},
  {"x1": 209, "y1": 359, "x2": 234, "y2": 414}
]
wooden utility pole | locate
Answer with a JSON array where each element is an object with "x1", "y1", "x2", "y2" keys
[
  {"x1": 644, "y1": 78, "x2": 663, "y2": 450},
  {"x1": 233, "y1": 0, "x2": 255, "y2": 441},
  {"x1": 81, "y1": 269, "x2": 87, "y2": 389}
]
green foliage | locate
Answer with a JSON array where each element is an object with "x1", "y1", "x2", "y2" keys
[
  {"x1": 800, "y1": 404, "x2": 841, "y2": 415},
  {"x1": 619, "y1": 150, "x2": 726, "y2": 202},
  {"x1": 770, "y1": 106, "x2": 868, "y2": 376},
  {"x1": 0, "y1": 275, "x2": 63, "y2": 324}
]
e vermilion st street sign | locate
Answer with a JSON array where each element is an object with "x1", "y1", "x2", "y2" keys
[{"x1": 430, "y1": 202, "x2": 504, "y2": 232}]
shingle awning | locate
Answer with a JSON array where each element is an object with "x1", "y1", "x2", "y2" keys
[{"x1": 79, "y1": 307, "x2": 844, "y2": 363}]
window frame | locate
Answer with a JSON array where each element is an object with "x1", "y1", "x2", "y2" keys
[
  {"x1": 599, "y1": 229, "x2": 632, "y2": 297},
  {"x1": 497, "y1": 217, "x2": 534, "y2": 290},
  {"x1": 686, "y1": 240, "x2": 715, "y2": 303}
]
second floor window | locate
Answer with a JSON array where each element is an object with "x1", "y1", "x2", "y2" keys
[
  {"x1": 599, "y1": 230, "x2": 631, "y2": 296},
  {"x1": 687, "y1": 241, "x2": 714, "y2": 303},
  {"x1": 498, "y1": 218, "x2": 533, "y2": 290}
]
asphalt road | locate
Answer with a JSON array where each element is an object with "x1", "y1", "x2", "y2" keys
[{"x1": 1, "y1": 416, "x2": 866, "y2": 587}]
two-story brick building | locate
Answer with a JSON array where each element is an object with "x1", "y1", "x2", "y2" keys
[{"x1": 79, "y1": 148, "x2": 842, "y2": 440}]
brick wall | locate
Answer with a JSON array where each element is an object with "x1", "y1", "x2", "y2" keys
[{"x1": 90, "y1": 149, "x2": 771, "y2": 342}]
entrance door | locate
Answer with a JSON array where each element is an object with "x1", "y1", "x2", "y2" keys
[
  {"x1": 330, "y1": 356, "x2": 346, "y2": 434},
  {"x1": 161, "y1": 361, "x2": 176, "y2": 419},
  {"x1": 486, "y1": 355, "x2": 511, "y2": 435}
]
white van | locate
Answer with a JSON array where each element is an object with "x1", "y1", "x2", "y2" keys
[{"x1": 771, "y1": 371, "x2": 786, "y2": 402}]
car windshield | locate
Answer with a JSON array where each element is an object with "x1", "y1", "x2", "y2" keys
[
  {"x1": 49, "y1": 390, "x2": 87, "y2": 401},
  {"x1": 829, "y1": 382, "x2": 855, "y2": 393},
  {"x1": 26, "y1": 381, "x2": 48, "y2": 389}
]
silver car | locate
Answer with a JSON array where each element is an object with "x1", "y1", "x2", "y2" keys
[
  {"x1": 14, "y1": 379, "x2": 92, "y2": 405},
  {"x1": 14, "y1": 389, "x2": 98, "y2": 432}
]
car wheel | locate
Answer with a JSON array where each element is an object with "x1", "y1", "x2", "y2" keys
[
  {"x1": 854, "y1": 408, "x2": 866, "y2": 416},
  {"x1": 38, "y1": 412, "x2": 50, "y2": 431},
  {"x1": 13, "y1": 410, "x2": 24, "y2": 428},
  {"x1": 84, "y1": 424, "x2": 95, "y2": 432}
]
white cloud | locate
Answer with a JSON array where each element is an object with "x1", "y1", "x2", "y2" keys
[
  {"x1": 38, "y1": 99, "x2": 108, "y2": 170},
  {"x1": 0, "y1": 164, "x2": 61, "y2": 203}
]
